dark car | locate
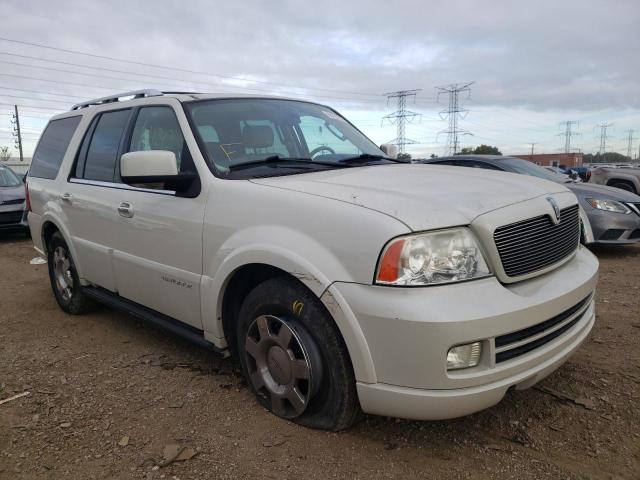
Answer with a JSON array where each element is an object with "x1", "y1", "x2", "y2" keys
[
  {"x1": 417, "y1": 155, "x2": 640, "y2": 245},
  {"x1": 0, "y1": 165, "x2": 29, "y2": 233}
]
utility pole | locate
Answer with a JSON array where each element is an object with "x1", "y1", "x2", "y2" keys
[
  {"x1": 529, "y1": 142, "x2": 537, "y2": 155},
  {"x1": 381, "y1": 90, "x2": 421, "y2": 155},
  {"x1": 436, "y1": 82, "x2": 474, "y2": 155},
  {"x1": 11, "y1": 105, "x2": 23, "y2": 162},
  {"x1": 558, "y1": 120, "x2": 580, "y2": 154},
  {"x1": 624, "y1": 129, "x2": 636, "y2": 159},
  {"x1": 595, "y1": 122, "x2": 613, "y2": 162}
]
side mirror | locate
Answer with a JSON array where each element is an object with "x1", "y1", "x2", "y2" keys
[
  {"x1": 120, "y1": 151, "x2": 196, "y2": 192},
  {"x1": 380, "y1": 143, "x2": 398, "y2": 159}
]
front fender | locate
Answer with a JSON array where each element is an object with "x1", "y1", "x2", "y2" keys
[{"x1": 200, "y1": 227, "x2": 378, "y2": 383}]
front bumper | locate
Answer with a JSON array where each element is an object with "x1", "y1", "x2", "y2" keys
[
  {"x1": 0, "y1": 206, "x2": 28, "y2": 231},
  {"x1": 586, "y1": 205, "x2": 640, "y2": 243},
  {"x1": 322, "y1": 246, "x2": 598, "y2": 420}
]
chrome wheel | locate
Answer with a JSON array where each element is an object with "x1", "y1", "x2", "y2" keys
[
  {"x1": 53, "y1": 246, "x2": 73, "y2": 302},
  {"x1": 244, "y1": 315, "x2": 321, "y2": 418}
]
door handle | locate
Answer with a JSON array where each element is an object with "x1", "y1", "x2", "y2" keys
[
  {"x1": 60, "y1": 192, "x2": 73, "y2": 203},
  {"x1": 117, "y1": 202, "x2": 134, "y2": 218}
]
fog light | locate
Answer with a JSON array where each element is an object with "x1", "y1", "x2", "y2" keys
[{"x1": 447, "y1": 342, "x2": 482, "y2": 370}]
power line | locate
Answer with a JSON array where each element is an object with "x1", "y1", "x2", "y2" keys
[
  {"x1": 557, "y1": 120, "x2": 580, "y2": 153},
  {"x1": 0, "y1": 86, "x2": 86, "y2": 99},
  {"x1": 0, "y1": 36, "x2": 382, "y2": 99},
  {"x1": 381, "y1": 90, "x2": 421, "y2": 154},
  {"x1": 436, "y1": 82, "x2": 474, "y2": 155}
]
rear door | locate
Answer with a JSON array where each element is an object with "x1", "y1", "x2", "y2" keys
[{"x1": 65, "y1": 108, "x2": 133, "y2": 292}]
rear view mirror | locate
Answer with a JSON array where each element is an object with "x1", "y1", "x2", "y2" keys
[
  {"x1": 120, "y1": 151, "x2": 196, "y2": 192},
  {"x1": 380, "y1": 143, "x2": 398, "y2": 159}
]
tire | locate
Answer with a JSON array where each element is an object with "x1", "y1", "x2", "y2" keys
[
  {"x1": 236, "y1": 276, "x2": 361, "y2": 431},
  {"x1": 47, "y1": 231, "x2": 95, "y2": 314},
  {"x1": 609, "y1": 181, "x2": 637, "y2": 194}
]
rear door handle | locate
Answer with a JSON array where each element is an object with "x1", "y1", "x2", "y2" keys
[
  {"x1": 60, "y1": 192, "x2": 73, "y2": 203},
  {"x1": 117, "y1": 202, "x2": 134, "y2": 218}
]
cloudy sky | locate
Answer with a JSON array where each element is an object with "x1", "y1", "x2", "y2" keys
[{"x1": 1, "y1": 0, "x2": 639, "y2": 159}]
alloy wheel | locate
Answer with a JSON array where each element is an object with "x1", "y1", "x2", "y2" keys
[{"x1": 244, "y1": 315, "x2": 321, "y2": 418}]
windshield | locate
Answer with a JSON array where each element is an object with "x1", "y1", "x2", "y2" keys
[
  {"x1": 0, "y1": 167, "x2": 21, "y2": 187},
  {"x1": 500, "y1": 158, "x2": 570, "y2": 183},
  {"x1": 185, "y1": 99, "x2": 386, "y2": 178}
]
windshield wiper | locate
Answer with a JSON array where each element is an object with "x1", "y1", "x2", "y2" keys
[
  {"x1": 338, "y1": 153, "x2": 408, "y2": 164},
  {"x1": 228, "y1": 155, "x2": 350, "y2": 171}
]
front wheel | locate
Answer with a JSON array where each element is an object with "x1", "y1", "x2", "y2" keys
[
  {"x1": 47, "y1": 231, "x2": 95, "y2": 314},
  {"x1": 236, "y1": 276, "x2": 361, "y2": 431}
]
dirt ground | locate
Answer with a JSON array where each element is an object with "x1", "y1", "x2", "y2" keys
[{"x1": 0, "y1": 235, "x2": 639, "y2": 480}]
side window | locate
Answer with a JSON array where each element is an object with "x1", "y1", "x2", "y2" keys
[
  {"x1": 30, "y1": 116, "x2": 81, "y2": 179},
  {"x1": 462, "y1": 161, "x2": 502, "y2": 171},
  {"x1": 128, "y1": 107, "x2": 192, "y2": 173},
  {"x1": 430, "y1": 160, "x2": 455, "y2": 166},
  {"x1": 83, "y1": 110, "x2": 131, "y2": 182}
]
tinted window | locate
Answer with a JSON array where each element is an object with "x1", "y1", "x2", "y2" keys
[
  {"x1": 127, "y1": 107, "x2": 192, "y2": 173},
  {"x1": 29, "y1": 116, "x2": 81, "y2": 179},
  {"x1": 455, "y1": 160, "x2": 503, "y2": 171},
  {"x1": 84, "y1": 109, "x2": 131, "y2": 182}
]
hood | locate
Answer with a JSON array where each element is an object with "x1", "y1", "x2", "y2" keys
[
  {"x1": 567, "y1": 182, "x2": 640, "y2": 202},
  {"x1": 0, "y1": 184, "x2": 25, "y2": 204},
  {"x1": 251, "y1": 164, "x2": 570, "y2": 230}
]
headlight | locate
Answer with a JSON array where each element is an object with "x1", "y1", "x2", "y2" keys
[
  {"x1": 586, "y1": 198, "x2": 631, "y2": 214},
  {"x1": 375, "y1": 228, "x2": 491, "y2": 286}
]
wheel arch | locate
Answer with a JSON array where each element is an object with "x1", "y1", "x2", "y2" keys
[
  {"x1": 202, "y1": 249, "x2": 377, "y2": 384},
  {"x1": 38, "y1": 214, "x2": 86, "y2": 280},
  {"x1": 606, "y1": 177, "x2": 638, "y2": 193}
]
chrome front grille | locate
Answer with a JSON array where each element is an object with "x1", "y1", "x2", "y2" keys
[
  {"x1": 495, "y1": 294, "x2": 592, "y2": 363},
  {"x1": 627, "y1": 202, "x2": 640, "y2": 217},
  {"x1": 494, "y1": 204, "x2": 580, "y2": 277}
]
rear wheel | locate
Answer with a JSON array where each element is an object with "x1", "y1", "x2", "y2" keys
[
  {"x1": 47, "y1": 231, "x2": 95, "y2": 314},
  {"x1": 236, "y1": 276, "x2": 360, "y2": 431}
]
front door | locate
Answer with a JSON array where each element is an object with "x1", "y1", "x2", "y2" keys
[{"x1": 109, "y1": 105, "x2": 205, "y2": 328}]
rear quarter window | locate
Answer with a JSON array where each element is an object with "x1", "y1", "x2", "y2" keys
[{"x1": 29, "y1": 116, "x2": 82, "y2": 179}]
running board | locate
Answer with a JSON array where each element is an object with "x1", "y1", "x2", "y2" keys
[{"x1": 84, "y1": 287, "x2": 225, "y2": 354}]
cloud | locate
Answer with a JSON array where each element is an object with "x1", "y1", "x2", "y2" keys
[{"x1": 0, "y1": 0, "x2": 638, "y2": 157}]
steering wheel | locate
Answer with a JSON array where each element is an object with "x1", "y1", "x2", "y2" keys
[{"x1": 308, "y1": 145, "x2": 336, "y2": 159}]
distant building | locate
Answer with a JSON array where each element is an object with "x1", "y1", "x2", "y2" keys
[{"x1": 512, "y1": 153, "x2": 583, "y2": 168}]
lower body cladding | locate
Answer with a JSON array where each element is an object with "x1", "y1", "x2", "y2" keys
[
  {"x1": 322, "y1": 246, "x2": 598, "y2": 420},
  {"x1": 587, "y1": 207, "x2": 640, "y2": 244}
]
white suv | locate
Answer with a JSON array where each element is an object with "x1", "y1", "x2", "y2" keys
[{"x1": 27, "y1": 90, "x2": 598, "y2": 430}]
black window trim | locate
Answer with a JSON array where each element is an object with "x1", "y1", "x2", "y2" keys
[
  {"x1": 67, "y1": 104, "x2": 201, "y2": 198},
  {"x1": 69, "y1": 106, "x2": 133, "y2": 183}
]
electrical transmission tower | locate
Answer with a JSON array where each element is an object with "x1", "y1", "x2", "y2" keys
[
  {"x1": 436, "y1": 82, "x2": 474, "y2": 155},
  {"x1": 557, "y1": 120, "x2": 580, "y2": 153},
  {"x1": 11, "y1": 105, "x2": 23, "y2": 162},
  {"x1": 624, "y1": 129, "x2": 636, "y2": 159},
  {"x1": 595, "y1": 122, "x2": 613, "y2": 160},
  {"x1": 381, "y1": 90, "x2": 421, "y2": 154}
]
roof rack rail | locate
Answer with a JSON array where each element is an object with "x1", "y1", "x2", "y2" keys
[{"x1": 70, "y1": 89, "x2": 163, "y2": 110}]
